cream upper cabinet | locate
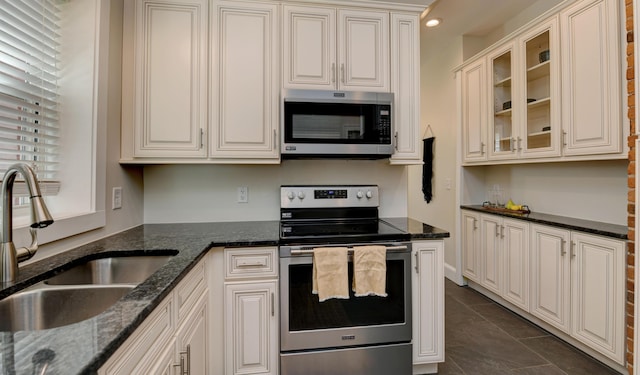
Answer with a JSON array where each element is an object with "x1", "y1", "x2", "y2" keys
[
  {"x1": 560, "y1": 0, "x2": 622, "y2": 156},
  {"x1": 122, "y1": 0, "x2": 208, "y2": 159},
  {"x1": 211, "y1": 1, "x2": 280, "y2": 162},
  {"x1": 488, "y1": 42, "x2": 517, "y2": 160},
  {"x1": 389, "y1": 12, "x2": 421, "y2": 164},
  {"x1": 461, "y1": 58, "x2": 488, "y2": 163},
  {"x1": 517, "y1": 18, "x2": 562, "y2": 159},
  {"x1": 283, "y1": 5, "x2": 390, "y2": 92},
  {"x1": 460, "y1": 0, "x2": 623, "y2": 165},
  {"x1": 487, "y1": 19, "x2": 561, "y2": 161}
]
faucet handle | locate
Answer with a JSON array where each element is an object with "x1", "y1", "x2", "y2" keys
[{"x1": 16, "y1": 227, "x2": 39, "y2": 262}]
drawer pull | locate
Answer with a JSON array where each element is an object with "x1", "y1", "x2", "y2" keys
[{"x1": 236, "y1": 258, "x2": 267, "y2": 268}]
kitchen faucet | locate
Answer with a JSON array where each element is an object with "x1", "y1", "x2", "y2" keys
[{"x1": 0, "y1": 163, "x2": 54, "y2": 283}]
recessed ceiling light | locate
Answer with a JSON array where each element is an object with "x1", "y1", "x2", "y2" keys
[{"x1": 425, "y1": 18, "x2": 442, "y2": 28}]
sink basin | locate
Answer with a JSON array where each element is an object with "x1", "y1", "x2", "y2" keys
[
  {"x1": 46, "y1": 254, "x2": 174, "y2": 285},
  {"x1": 0, "y1": 284, "x2": 134, "y2": 331}
]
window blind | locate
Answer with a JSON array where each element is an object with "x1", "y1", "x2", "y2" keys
[{"x1": 0, "y1": 0, "x2": 60, "y2": 187}]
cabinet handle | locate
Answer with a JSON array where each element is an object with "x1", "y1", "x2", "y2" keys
[
  {"x1": 517, "y1": 136, "x2": 522, "y2": 151},
  {"x1": 473, "y1": 218, "x2": 478, "y2": 230},
  {"x1": 271, "y1": 292, "x2": 275, "y2": 317},
  {"x1": 495, "y1": 225, "x2": 500, "y2": 237},
  {"x1": 199, "y1": 128, "x2": 204, "y2": 149},
  {"x1": 174, "y1": 345, "x2": 190, "y2": 375},
  {"x1": 570, "y1": 241, "x2": 576, "y2": 258},
  {"x1": 562, "y1": 131, "x2": 568, "y2": 147},
  {"x1": 273, "y1": 129, "x2": 277, "y2": 150},
  {"x1": 560, "y1": 239, "x2": 567, "y2": 256},
  {"x1": 500, "y1": 225, "x2": 504, "y2": 238},
  {"x1": 414, "y1": 252, "x2": 419, "y2": 274},
  {"x1": 341, "y1": 63, "x2": 345, "y2": 83},
  {"x1": 331, "y1": 63, "x2": 336, "y2": 83},
  {"x1": 394, "y1": 132, "x2": 398, "y2": 151},
  {"x1": 510, "y1": 138, "x2": 516, "y2": 152},
  {"x1": 481, "y1": 142, "x2": 486, "y2": 155}
]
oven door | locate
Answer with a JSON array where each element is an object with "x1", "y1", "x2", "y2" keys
[{"x1": 279, "y1": 243, "x2": 412, "y2": 352}]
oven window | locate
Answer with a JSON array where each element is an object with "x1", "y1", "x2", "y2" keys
[
  {"x1": 287, "y1": 260, "x2": 406, "y2": 331},
  {"x1": 284, "y1": 102, "x2": 384, "y2": 144}
]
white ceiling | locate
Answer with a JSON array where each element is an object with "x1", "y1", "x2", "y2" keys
[{"x1": 379, "y1": 0, "x2": 538, "y2": 37}]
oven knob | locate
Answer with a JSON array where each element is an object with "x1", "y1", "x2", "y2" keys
[
  {"x1": 287, "y1": 191, "x2": 295, "y2": 200},
  {"x1": 356, "y1": 191, "x2": 364, "y2": 199},
  {"x1": 366, "y1": 190, "x2": 373, "y2": 199},
  {"x1": 297, "y1": 191, "x2": 306, "y2": 200}
]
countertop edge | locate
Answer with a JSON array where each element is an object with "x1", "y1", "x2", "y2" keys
[{"x1": 460, "y1": 205, "x2": 628, "y2": 240}]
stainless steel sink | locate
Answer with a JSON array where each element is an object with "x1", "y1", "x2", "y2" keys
[
  {"x1": 0, "y1": 253, "x2": 176, "y2": 331},
  {"x1": 45, "y1": 255, "x2": 174, "y2": 285},
  {"x1": 0, "y1": 284, "x2": 134, "y2": 331}
]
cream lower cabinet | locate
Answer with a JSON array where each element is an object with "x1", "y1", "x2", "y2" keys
[
  {"x1": 530, "y1": 224, "x2": 571, "y2": 333},
  {"x1": 465, "y1": 215, "x2": 626, "y2": 365},
  {"x1": 99, "y1": 255, "x2": 210, "y2": 374},
  {"x1": 482, "y1": 215, "x2": 530, "y2": 310},
  {"x1": 461, "y1": 210, "x2": 481, "y2": 282},
  {"x1": 411, "y1": 240, "x2": 444, "y2": 374},
  {"x1": 529, "y1": 223, "x2": 625, "y2": 364},
  {"x1": 211, "y1": 1, "x2": 280, "y2": 162},
  {"x1": 223, "y1": 247, "x2": 279, "y2": 375}
]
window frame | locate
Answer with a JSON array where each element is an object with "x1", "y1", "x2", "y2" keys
[{"x1": 12, "y1": 0, "x2": 107, "y2": 247}]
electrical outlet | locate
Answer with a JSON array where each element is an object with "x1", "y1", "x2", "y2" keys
[
  {"x1": 237, "y1": 186, "x2": 248, "y2": 203},
  {"x1": 445, "y1": 178, "x2": 452, "y2": 190},
  {"x1": 112, "y1": 187, "x2": 122, "y2": 209}
]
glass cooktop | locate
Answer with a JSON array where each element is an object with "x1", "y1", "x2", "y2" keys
[{"x1": 279, "y1": 219, "x2": 409, "y2": 245}]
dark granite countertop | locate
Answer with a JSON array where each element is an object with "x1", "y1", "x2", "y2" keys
[
  {"x1": 382, "y1": 217, "x2": 451, "y2": 239},
  {"x1": 460, "y1": 205, "x2": 628, "y2": 240},
  {"x1": 0, "y1": 218, "x2": 448, "y2": 374}
]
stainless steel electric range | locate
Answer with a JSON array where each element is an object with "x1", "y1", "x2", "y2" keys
[{"x1": 279, "y1": 185, "x2": 412, "y2": 375}]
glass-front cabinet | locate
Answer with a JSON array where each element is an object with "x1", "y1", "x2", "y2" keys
[
  {"x1": 489, "y1": 43, "x2": 515, "y2": 159},
  {"x1": 519, "y1": 19, "x2": 561, "y2": 158},
  {"x1": 486, "y1": 18, "x2": 561, "y2": 161}
]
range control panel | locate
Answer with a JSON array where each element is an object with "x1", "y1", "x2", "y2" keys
[{"x1": 280, "y1": 185, "x2": 379, "y2": 209}]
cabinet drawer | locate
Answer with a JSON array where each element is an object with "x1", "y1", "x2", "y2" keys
[
  {"x1": 175, "y1": 257, "x2": 207, "y2": 323},
  {"x1": 225, "y1": 247, "x2": 278, "y2": 279}
]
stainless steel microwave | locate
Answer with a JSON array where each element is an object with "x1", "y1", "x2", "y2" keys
[{"x1": 281, "y1": 89, "x2": 394, "y2": 158}]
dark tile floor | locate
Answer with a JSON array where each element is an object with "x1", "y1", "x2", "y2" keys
[{"x1": 439, "y1": 279, "x2": 622, "y2": 375}]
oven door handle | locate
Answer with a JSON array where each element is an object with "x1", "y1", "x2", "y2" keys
[{"x1": 289, "y1": 245, "x2": 408, "y2": 255}]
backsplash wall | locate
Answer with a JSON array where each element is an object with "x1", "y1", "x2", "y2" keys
[{"x1": 143, "y1": 160, "x2": 408, "y2": 223}]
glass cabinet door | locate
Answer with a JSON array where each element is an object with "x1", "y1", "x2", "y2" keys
[
  {"x1": 489, "y1": 44, "x2": 515, "y2": 159},
  {"x1": 521, "y1": 19, "x2": 560, "y2": 158}
]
